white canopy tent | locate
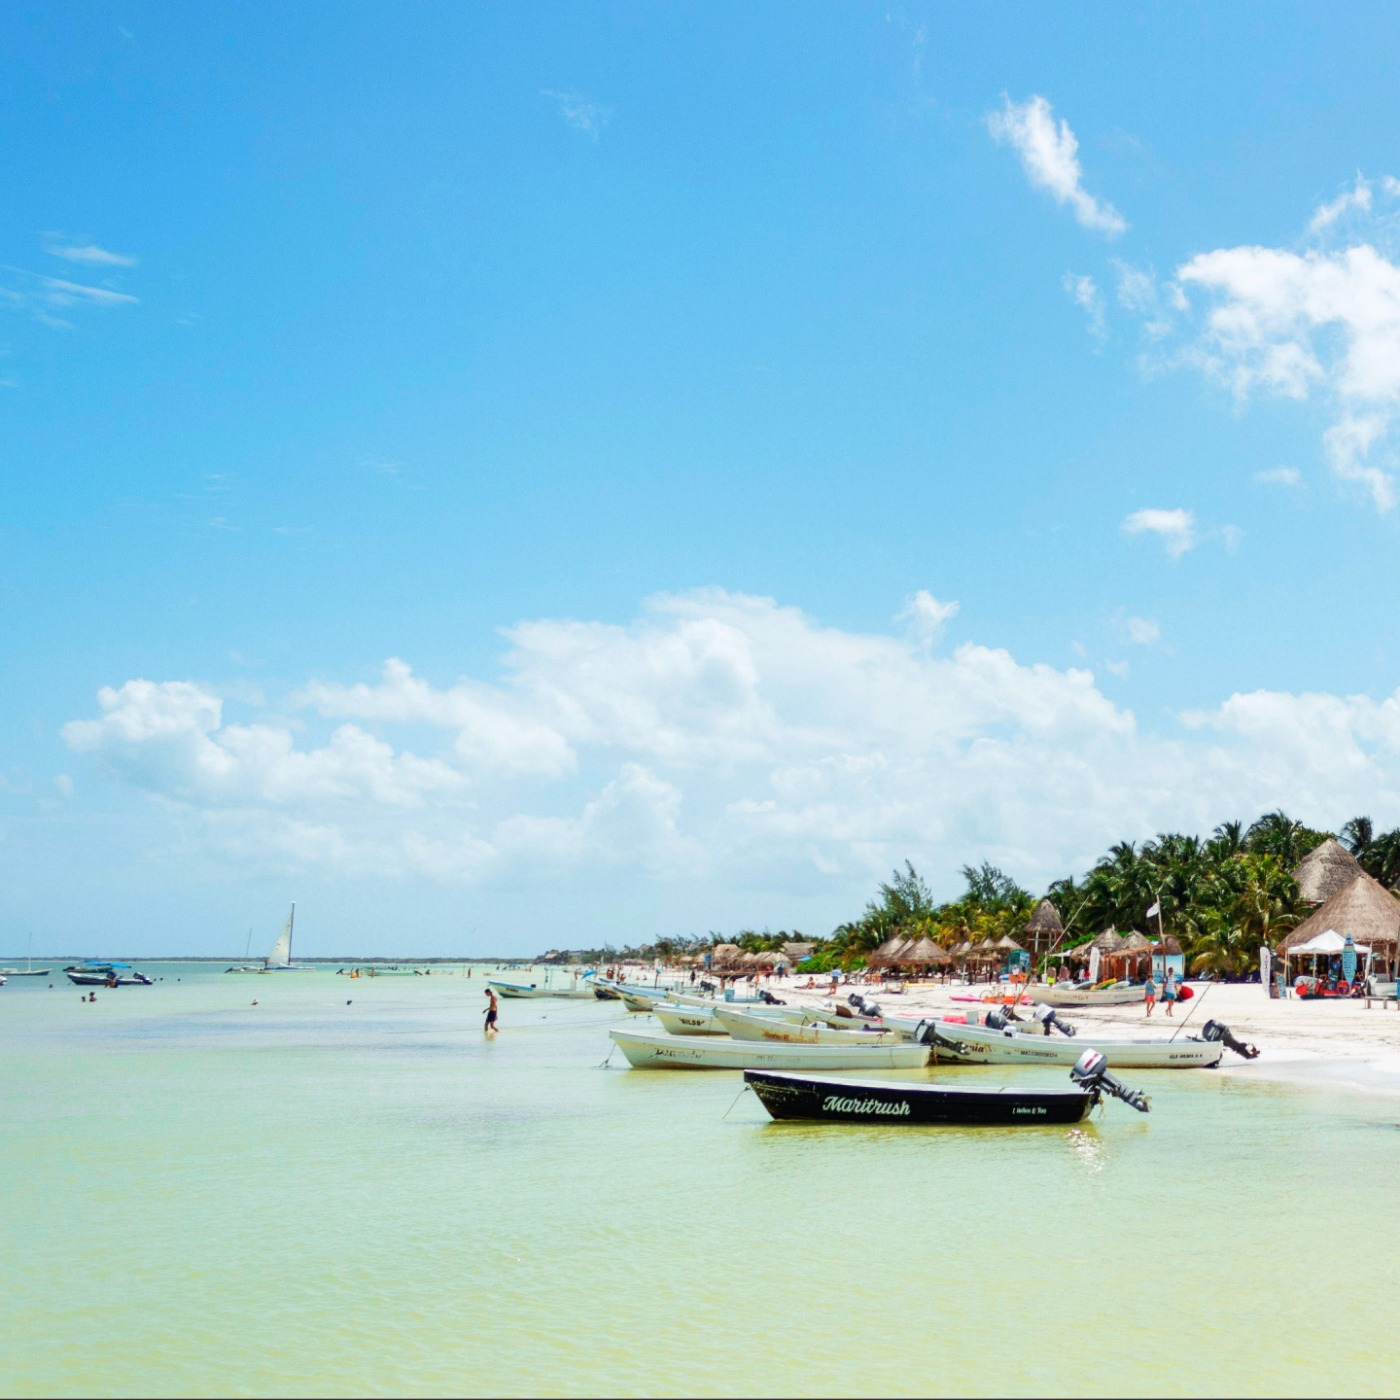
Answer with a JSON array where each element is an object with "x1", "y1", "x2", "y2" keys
[{"x1": 1290, "y1": 929, "x2": 1370, "y2": 956}]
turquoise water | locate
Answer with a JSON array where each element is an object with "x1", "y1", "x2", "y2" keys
[{"x1": 1, "y1": 963, "x2": 1396, "y2": 1397}]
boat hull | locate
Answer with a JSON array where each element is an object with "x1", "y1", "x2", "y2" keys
[
  {"x1": 714, "y1": 1007, "x2": 902, "y2": 1045},
  {"x1": 745, "y1": 1070, "x2": 1096, "y2": 1125},
  {"x1": 924, "y1": 1022, "x2": 1223, "y2": 1069},
  {"x1": 488, "y1": 980, "x2": 595, "y2": 1000},
  {"x1": 0, "y1": 968, "x2": 51, "y2": 977},
  {"x1": 652, "y1": 1004, "x2": 789, "y2": 1035},
  {"x1": 66, "y1": 972, "x2": 152, "y2": 987},
  {"x1": 1036, "y1": 985, "x2": 1144, "y2": 1008},
  {"x1": 609, "y1": 1029, "x2": 931, "y2": 1071}
]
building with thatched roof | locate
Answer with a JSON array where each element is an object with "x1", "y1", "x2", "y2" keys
[
  {"x1": 1091, "y1": 929, "x2": 1125, "y2": 954},
  {"x1": 1276, "y1": 871, "x2": 1400, "y2": 965},
  {"x1": 867, "y1": 936, "x2": 902, "y2": 968},
  {"x1": 1292, "y1": 838, "x2": 1363, "y2": 905},
  {"x1": 710, "y1": 943, "x2": 741, "y2": 968},
  {"x1": 909, "y1": 936, "x2": 948, "y2": 965},
  {"x1": 1023, "y1": 899, "x2": 1063, "y2": 962},
  {"x1": 782, "y1": 941, "x2": 815, "y2": 964}
]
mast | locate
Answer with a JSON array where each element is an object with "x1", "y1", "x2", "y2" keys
[{"x1": 288, "y1": 902, "x2": 295, "y2": 963}]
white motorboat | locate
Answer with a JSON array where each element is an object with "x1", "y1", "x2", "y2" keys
[
  {"x1": 488, "y1": 978, "x2": 595, "y2": 1000},
  {"x1": 652, "y1": 1003, "x2": 789, "y2": 1035},
  {"x1": 779, "y1": 1003, "x2": 885, "y2": 1033},
  {"x1": 608, "y1": 1028, "x2": 932, "y2": 1071},
  {"x1": 918, "y1": 1018, "x2": 1224, "y2": 1069},
  {"x1": 672, "y1": 989, "x2": 770, "y2": 1008},
  {"x1": 713, "y1": 1006, "x2": 903, "y2": 1045},
  {"x1": 1035, "y1": 982, "x2": 1145, "y2": 1008}
]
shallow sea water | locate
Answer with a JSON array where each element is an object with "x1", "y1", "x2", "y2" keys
[{"x1": 1, "y1": 963, "x2": 1396, "y2": 1397}]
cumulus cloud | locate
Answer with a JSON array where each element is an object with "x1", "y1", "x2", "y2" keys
[
  {"x1": 1121, "y1": 507, "x2": 1196, "y2": 559},
  {"x1": 1308, "y1": 174, "x2": 1375, "y2": 234},
  {"x1": 987, "y1": 94, "x2": 1127, "y2": 236},
  {"x1": 1166, "y1": 230, "x2": 1400, "y2": 511},
  {"x1": 60, "y1": 590, "x2": 1400, "y2": 903},
  {"x1": 897, "y1": 590, "x2": 959, "y2": 641}
]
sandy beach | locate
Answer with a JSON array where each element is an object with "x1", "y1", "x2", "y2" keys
[{"x1": 742, "y1": 973, "x2": 1400, "y2": 1096}]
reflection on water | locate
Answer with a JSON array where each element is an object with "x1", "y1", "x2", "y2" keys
[{"x1": 1, "y1": 963, "x2": 1396, "y2": 1397}]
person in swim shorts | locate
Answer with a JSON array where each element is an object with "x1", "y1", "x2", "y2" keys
[
  {"x1": 484, "y1": 987, "x2": 499, "y2": 1034},
  {"x1": 1144, "y1": 976, "x2": 1157, "y2": 1017},
  {"x1": 1162, "y1": 968, "x2": 1178, "y2": 1016}
]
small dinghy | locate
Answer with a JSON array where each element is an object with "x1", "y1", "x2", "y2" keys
[
  {"x1": 608, "y1": 1028, "x2": 931, "y2": 1071},
  {"x1": 745, "y1": 1050, "x2": 1150, "y2": 1125}
]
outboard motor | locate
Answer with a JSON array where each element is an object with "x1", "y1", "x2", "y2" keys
[
  {"x1": 757, "y1": 989, "x2": 786, "y2": 1005},
  {"x1": 1070, "y1": 1049, "x2": 1150, "y2": 1113},
  {"x1": 1200, "y1": 1019, "x2": 1260, "y2": 1060},
  {"x1": 983, "y1": 1008, "x2": 1012, "y2": 1032},
  {"x1": 917, "y1": 1021, "x2": 974, "y2": 1058},
  {"x1": 1033, "y1": 1003, "x2": 1077, "y2": 1038},
  {"x1": 848, "y1": 993, "x2": 882, "y2": 1019}
]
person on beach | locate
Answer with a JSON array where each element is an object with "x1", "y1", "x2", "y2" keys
[
  {"x1": 1162, "y1": 968, "x2": 1178, "y2": 1016},
  {"x1": 484, "y1": 987, "x2": 499, "y2": 1035},
  {"x1": 1144, "y1": 976, "x2": 1157, "y2": 1017}
]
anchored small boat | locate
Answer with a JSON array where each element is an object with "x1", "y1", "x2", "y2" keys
[
  {"x1": 713, "y1": 1006, "x2": 902, "y2": 1045},
  {"x1": 488, "y1": 977, "x2": 596, "y2": 1000},
  {"x1": 917, "y1": 1018, "x2": 1224, "y2": 1069},
  {"x1": 652, "y1": 1003, "x2": 790, "y2": 1035},
  {"x1": 608, "y1": 1028, "x2": 931, "y2": 1071},
  {"x1": 745, "y1": 1050, "x2": 1151, "y2": 1125},
  {"x1": 64, "y1": 962, "x2": 153, "y2": 987},
  {"x1": 1035, "y1": 982, "x2": 1144, "y2": 1008}
]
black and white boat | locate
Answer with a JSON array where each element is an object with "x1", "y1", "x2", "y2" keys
[
  {"x1": 64, "y1": 962, "x2": 153, "y2": 987},
  {"x1": 744, "y1": 1050, "x2": 1150, "y2": 1126}
]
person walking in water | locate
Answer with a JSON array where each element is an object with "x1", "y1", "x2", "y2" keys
[{"x1": 484, "y1": 987, "x2": 499, "y2": 1035}]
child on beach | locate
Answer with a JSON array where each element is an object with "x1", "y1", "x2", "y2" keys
[{"x1": 1144, "y1": 977, "x2": 1156, "y2": 1016}]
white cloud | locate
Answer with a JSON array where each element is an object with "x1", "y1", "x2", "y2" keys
[
  {"x1": 1125, "y1": 617, "x2": 1160, "y2": 645},
  {"x1": 1, "y1": 257, "x2": 138, "y2": 329},
  {"x1": 43, "y1": 240, "x2": 137, "y2": 268},
  {"x1": 63, "y1": 590, "x2": 1400, "y2": 905},
  {"x1": 1254, "y1": 466, "x2": 1302, "y2": 488},
  {"x1": 1308, "y1": 175, "x2": 1374, "y2": 234},
  {"x1": 1172, "y1": 240, "x2": 1400, "y2": 511},
  {"x1": 543, "y1": 90, "x2": 612, "y2": 139},
  {"x1": 1063, "y1": 272, "x2": 1106, "y2": 341},
  {"x1": 897, "y1": 590, "x2": 959, "y2": 640},
  {"x1": 1121, "y1": 507, "x2": 1195, "y2": 559},
  {"x1": 1102, "y1": 659, "x2": 1130, "y2": 679},
  {"x1": 987, "y1": 95, "x2": 1126, "y2": 236}
]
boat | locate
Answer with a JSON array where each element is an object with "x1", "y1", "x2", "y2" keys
[
  {"x1": 1, "y1": 938, "x2": 51, "y2": 977},
  {"x1": 226, "y1": 904, "x2": 314, "y2": 973},
  {"x1": 1035, "y1": 981, "x2": 1145, "y2": 1008},
  {"x1": 64, "y1": 962, "x2": 153, "y2": 987},
  {"x1": 652, "y1": 1003, "x2": 790, "y2": 1036},
  {"x1": 608, "y1": 1028, "x2": 931, "y2": 1071},
  {"x1": 487, "y1": 978, "x2": 595, "y2": 999},
  {"x1": 672, "y1": 989, "x2": 769, "y2": 1007},
  {"x1": 713, "y1": 1006, "x2": 903, "y2": 1045},
  {"x1": 915, "y1": 1018, "x2": 1224, "y2": 1069},
  {"x1": 743, "y1": 1051, "x2": 1150, "y2": 1124},
  {"x1": 782, "y1": 1003, "x2": 885, "y2": 1032}
]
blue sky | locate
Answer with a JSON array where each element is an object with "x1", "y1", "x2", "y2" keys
[{"x1": 7, "y1": 2, "x2": 1400, "y2": 957}]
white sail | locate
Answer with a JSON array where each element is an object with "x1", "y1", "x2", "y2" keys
[{"x1": 265, "y1": 904, "x2": 295, "y2": 968}]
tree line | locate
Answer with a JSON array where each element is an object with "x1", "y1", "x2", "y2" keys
[{"x1": 552, "y1": 811, "x2": 1400, "y2": 980}]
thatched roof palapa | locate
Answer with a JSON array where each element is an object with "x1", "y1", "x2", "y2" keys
[
  {"x1": 995, "y1": 935, "x2": 1025, "y2": 952},
  {"x1": 909, "y1": 936, "x2": 948, "y2": 965},
  {"x1": 1277, "y1": 871, "x2": 1400, "y2": 955},
  {"x1": 1091, "y1": 929, "x2": 1125, "y2": 954},
  {"x1": 1120, "y1": 932, "x2": 1152, "y2": 952},
  {"x1": 867, "y1": 936, "x2": 903, "y2": 968},
  {"x1": 1292, "y1": 838, "x2": 1363, "y2": 906},
  {"x1": 1025, "y1": 899, "x2": 1064, "y2": 936},
  {"x1": 1150, "y1": 934, "x2": 1182, "y2": 955}
]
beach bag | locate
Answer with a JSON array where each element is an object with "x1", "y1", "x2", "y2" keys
[{"x1": 1178, "y1": 984, "x2": 1194, "y2": 1001}]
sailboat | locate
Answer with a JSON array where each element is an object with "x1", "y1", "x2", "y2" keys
[
  {"x1": 0, "y1": 933, "x2": 52, "y2": 978},
  {"x1": 225, "y1": 904, "x2": 312, "y2": 973}
]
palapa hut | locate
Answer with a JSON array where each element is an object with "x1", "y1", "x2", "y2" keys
[
  {"x1": 710, "y1": 943, "x2": 741, "y2": 970},
  {"x1": 909, "y1": 936, "x2": 947, "y2": 970},
  {"x1": 1292, "y1": 838, "x2": 1363, "y2": 906},
  {"x1": 1104, "y1": 931, "x2": 1151, "y2": 981},
  {"x1": 782, "y1": 941, "x2": 815, "y2": 964},
  {"x1": 1276, "y1": 870, "x2": 1400, "y2": 978},
  {"x1": 867, "y1": 936, "x2": 904, "y2": 969},
  {"x1": 1024, "y1": 899, "x2": 1064, "y2": 966}
]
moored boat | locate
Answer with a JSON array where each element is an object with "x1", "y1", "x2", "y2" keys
[
  {"x1": 917, "y1": 1018, "x2": 1224, "y2": 1069},
  {"x1": 652, "y1": 1003, "x2": 789, "y2": 1035},
  {"x1": 64, "y1": 962, "x2": 153, "y2": 987},
  {"x1": 714, "y1": 1006, "x2": 902, "y2": 1045},
  {"x1": 608, "y1": 1028, "x2": 931, "y2": 1071},
  {"x1": 744, "y1": 1069, "x2": 1100, "y2": 1125},
  {"x1": 1035, "y1": 982, "x2": 1145, "y2": 1008}
]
